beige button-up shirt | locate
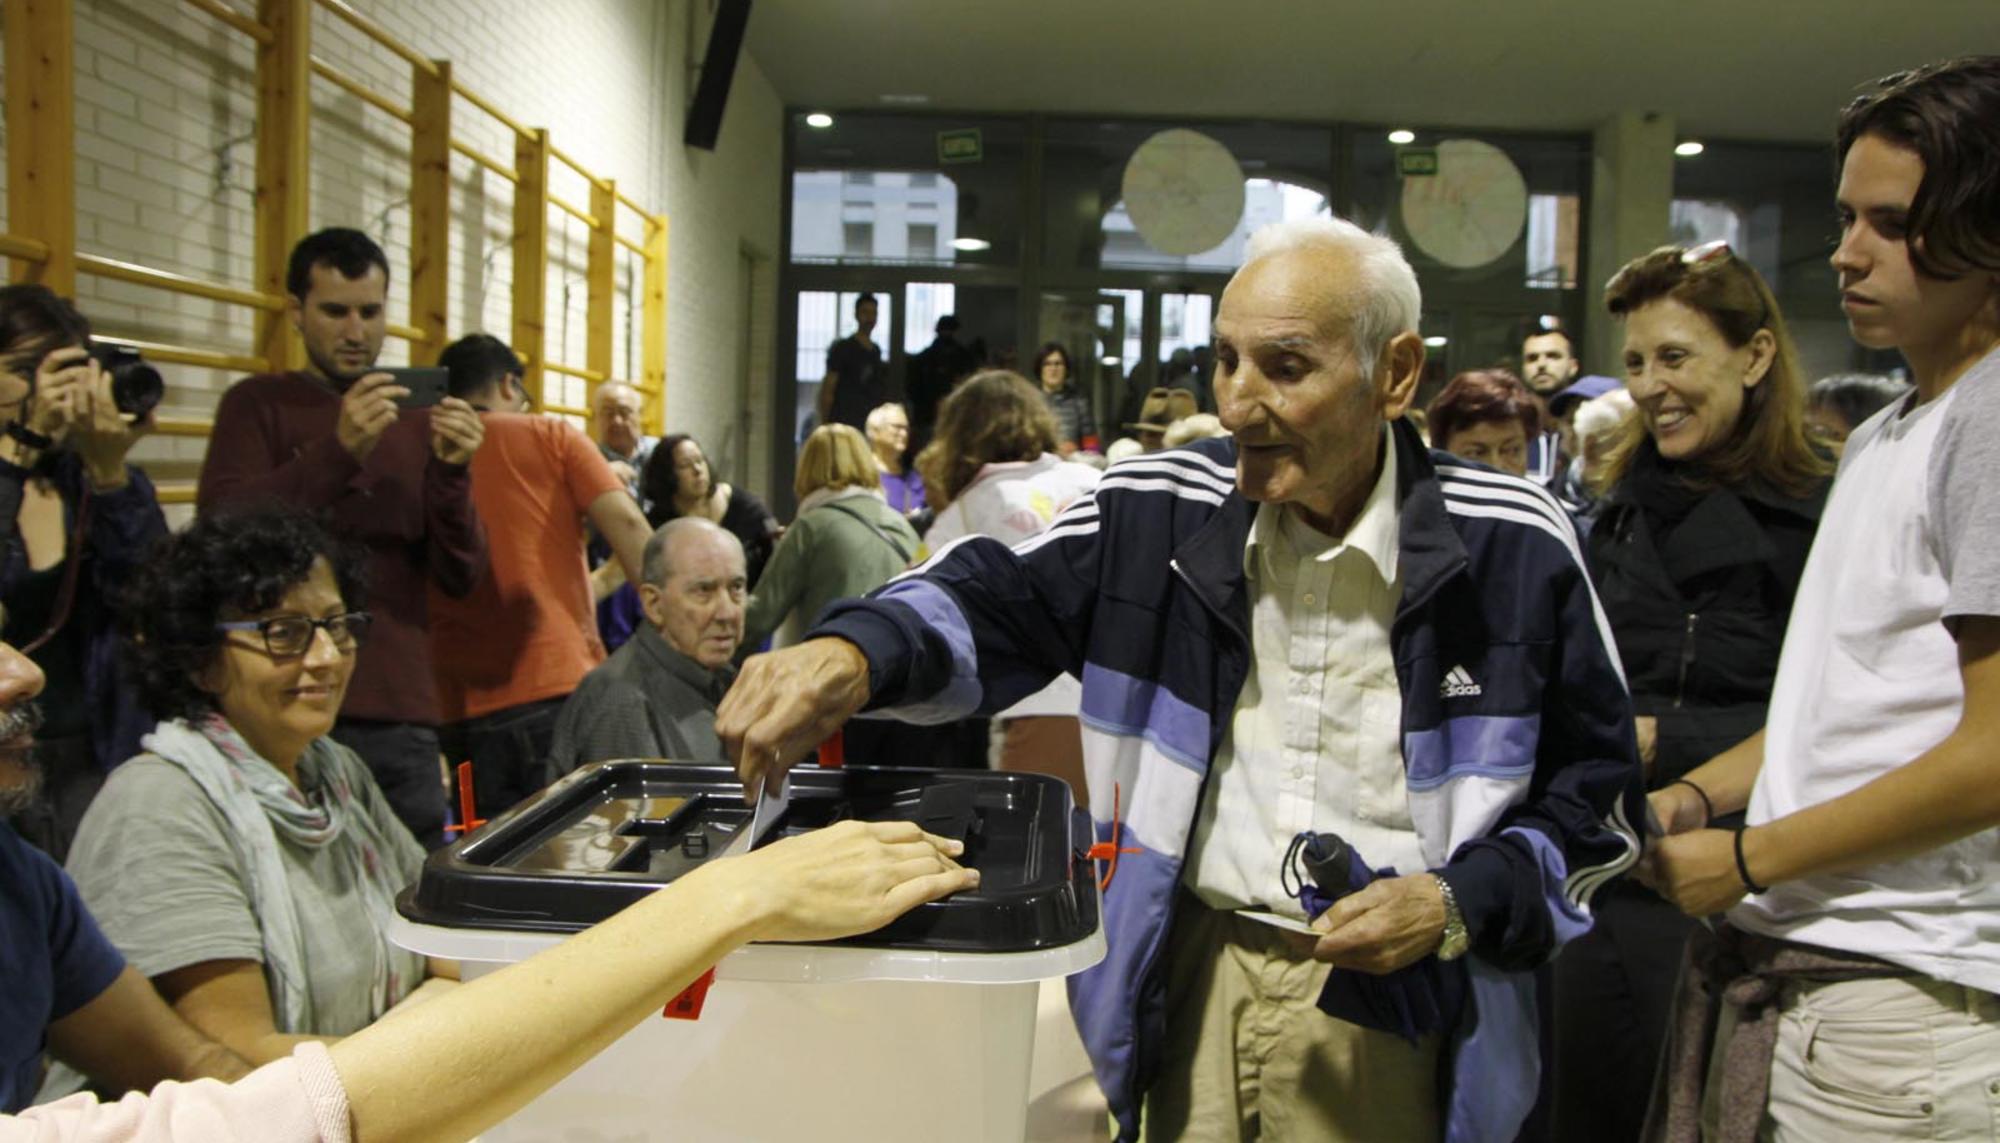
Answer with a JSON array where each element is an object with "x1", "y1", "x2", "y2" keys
[{"x1": 1185, "y1": 432, "x2": 1424, "y2": 919}]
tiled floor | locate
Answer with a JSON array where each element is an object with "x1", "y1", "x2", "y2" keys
[{"x1": 1025, "y1": 979, "x2": 1111, "y2": 1141}]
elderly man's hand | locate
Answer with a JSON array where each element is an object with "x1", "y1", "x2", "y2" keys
[
  {"x1": 1636, "y1": 827, "x2": 1748, "y2": 917},
  {"x1": 716, "y1": 637, "x2": 871, "y2": 803},
  {"x1": 1309, "y1": 873, "x2": 1449, "y2": 974}
]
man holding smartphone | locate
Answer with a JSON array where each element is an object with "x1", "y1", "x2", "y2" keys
[{"x1": 197, "y1": 227, "x2": 488, "y2": 847}]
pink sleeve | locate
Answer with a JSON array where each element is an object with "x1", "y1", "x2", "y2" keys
[{"x1": 0, "y1": 1044, "x2": 351, "y2": 1143}]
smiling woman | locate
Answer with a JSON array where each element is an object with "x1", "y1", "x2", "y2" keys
[
  {"x1": 54, "y1": 508, "x2": 435, "y2": 1081},
  {"x1": 1550, "y1": 244, "x2": 1835, "y2": 1140}
]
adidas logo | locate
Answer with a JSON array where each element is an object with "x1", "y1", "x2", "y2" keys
[{"x1": 1440, "y1": 665, "x2": 1482, "y2": 699}]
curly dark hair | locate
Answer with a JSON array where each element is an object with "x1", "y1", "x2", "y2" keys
[
  {"x1": 120, "y1": 507, "x2": 368, "y2": 722},
  {"x1": 640, "y1": 433, "x2": 710, "y2": 528}
]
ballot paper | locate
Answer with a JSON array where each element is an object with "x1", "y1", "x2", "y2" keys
[
  {"x1": 720, "y1": 774, "x2": 790, "y2": 858},
  {"x1": 1237, "y1": 909, "x2": 1321, "y2": 938}
]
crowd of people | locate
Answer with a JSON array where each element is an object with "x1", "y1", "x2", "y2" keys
[{"x1": 0, "y1": 51, "x2": 1994, "y2": 1143}]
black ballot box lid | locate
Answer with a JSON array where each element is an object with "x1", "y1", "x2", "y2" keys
[{"x1": 397, "y1": 761, "x2": 1100, "y2": 953}]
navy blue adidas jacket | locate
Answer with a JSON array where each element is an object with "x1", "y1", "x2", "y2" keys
[{"x1": 815, "y1": 421, "x2": 1645, "y2": 1142}]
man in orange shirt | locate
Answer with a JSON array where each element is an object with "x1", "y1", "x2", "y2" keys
[{"x1": 430, "y1": 335, "x2": 652, "y2": 820}]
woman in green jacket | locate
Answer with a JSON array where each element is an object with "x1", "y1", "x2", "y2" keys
[{"x1": 743, "y1": 424, "x2": 918, "y2": 650}]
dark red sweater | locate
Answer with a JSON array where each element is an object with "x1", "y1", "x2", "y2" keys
[{"x1": 195, "y1": 372, "x2": 488, "y2": 725}]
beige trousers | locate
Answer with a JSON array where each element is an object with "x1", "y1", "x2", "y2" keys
[
  {"x1": 1705, "y1": 974, "x2": 2000, "y2": 1142},
  {"x1": 1143, "y1": 893, "x2": 1441, "y2": 1142}
]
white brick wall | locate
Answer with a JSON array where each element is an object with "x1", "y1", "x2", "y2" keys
[
  {"x1": 0, "y1": 0, "x2": 783, "y2": 516},
  {"x1": 655, "y1": 0, "x2": 784, "y2": 490}
]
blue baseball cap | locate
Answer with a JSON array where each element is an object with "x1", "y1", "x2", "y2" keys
[{"x1": 1549, "y1": 375, "x2": 1622, "y2": 416}]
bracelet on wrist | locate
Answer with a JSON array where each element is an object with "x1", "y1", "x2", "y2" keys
[
  {"x1": 1669, "y1": 778, "x2": 1714, "y2": 826},
  {"x1": 1732, "y1": 826, "x2": 1768, "y2": 895}
]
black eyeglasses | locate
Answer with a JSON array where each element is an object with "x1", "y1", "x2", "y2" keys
[{"x1": 215, "y1": 611, "x2": 372, "y2": 658}]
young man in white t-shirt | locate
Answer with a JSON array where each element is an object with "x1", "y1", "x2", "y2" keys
[{"x1": 1643, "y1": 56, "x2": 2000, "y2": 1140}]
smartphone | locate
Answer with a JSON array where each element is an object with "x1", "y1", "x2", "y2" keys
[{"x1": 383, "y1": 366, "x2": 450, "y2": 409}]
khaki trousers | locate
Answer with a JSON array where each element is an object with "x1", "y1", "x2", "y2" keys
[
  {"x1": 1704, "y1": 974, "x2": 2000, "y2": 1142},
  {"x1": 1143, "y1": 892, "x2": 1441, "y2": 1142}
]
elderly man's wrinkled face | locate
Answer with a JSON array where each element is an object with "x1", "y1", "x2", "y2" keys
[
  {"x1": 867, "y1": 407, "x2": 908, "y2": 457},
  {"x1": 0, "y1": 614, "x2": 49, "y2": 815},
  {"x1": 594, "y1": 385, "x2": 644, "y2": 457},
  {"x1": 1214, "y1": 245, "x2": 1417, "y2": 534},
  {"x1": 643, "y1": 530, "x2": 748, "y2": 671}
]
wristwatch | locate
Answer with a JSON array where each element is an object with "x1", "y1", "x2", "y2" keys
[{"x1": 1433, "y1": 873, "x2": 1469, "y2": 962}]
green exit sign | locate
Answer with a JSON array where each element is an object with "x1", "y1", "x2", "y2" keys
[
  {"x1": 937, "y1": 128, "x2": 983, "y2": 164},
  {"x1": 1398, "y1": 148, "x2": 1439, "y2": 177}
]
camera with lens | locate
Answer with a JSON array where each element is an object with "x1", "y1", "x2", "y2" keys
[{"x1": 87, "y1": 342, "x2": 165, "y2": 420}]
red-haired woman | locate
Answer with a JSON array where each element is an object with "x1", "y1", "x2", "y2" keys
[{"x1": 1424, "y1": 369, "x2": 1541, "y2": 478}]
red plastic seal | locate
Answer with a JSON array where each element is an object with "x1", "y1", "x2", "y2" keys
[
  {"x1": 818, "y1": 730, "x2": 845, "y2": 769},
  {"x1": 443, "y1": 760, "x2": 487, "y2": 836},
  {"x1": 662, "y1": 967, "x2": 717, "y2": 1020}
]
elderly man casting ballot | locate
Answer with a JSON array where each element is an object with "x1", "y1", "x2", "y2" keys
[{"x1": 716, "y1": 216, "x2": 1643, "y2": 1143}]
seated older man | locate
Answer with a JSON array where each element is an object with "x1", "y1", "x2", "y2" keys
[
  {"x1": 716, "y1": 216, "x2": 1644, "y2": 1142},
  {"x1": 547, "y1": 518, "x2": 747, "y2": 771}
]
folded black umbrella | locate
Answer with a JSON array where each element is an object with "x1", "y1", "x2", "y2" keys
[{"x1": 1284, "y1": 830, "x2": 1469, "y2": 1046}]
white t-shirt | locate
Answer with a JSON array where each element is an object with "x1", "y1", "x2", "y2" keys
[
  {"x1": 1732, "y1": 346, "x2": 2000, "y2": 991},
  {"x1": 924, "y1": 454, "x2": 1101, "y2": 718}
]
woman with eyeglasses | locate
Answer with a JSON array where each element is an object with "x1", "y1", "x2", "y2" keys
[
  {"x1": 1550, "y1": 241, "x2": 1833, "y2": 1143},
  {"x1": 0, "y1": 285, "x2": 165, "y2": 862},
  {"x1": 57, "y1": 508, "x2": 437, "y2": 1080}
]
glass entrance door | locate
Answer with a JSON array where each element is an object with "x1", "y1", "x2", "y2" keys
[
  {"x1": 1036, "y1": 289, "x2": 1133, "y2": 454},
  {"x1": 792, "y1": 289, "x2": 895, "y2": 447}
]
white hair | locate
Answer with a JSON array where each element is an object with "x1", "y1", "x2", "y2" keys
[
  {"x1": 864, "y1": 402, "x2": 907, "y2": 434},
  {"x1": 1104, "y1": 437, "x2": 1145, "y2": 465},
  {"x1": 1573, "y1": 387, "x2": 1636, "y2": 443},
  {"x1": 1239, "y1": 216, "x2": 1423, "y2": 377},
  {"x1": 1162, "y1": 413, "x2": 1229, "y2": 448}
]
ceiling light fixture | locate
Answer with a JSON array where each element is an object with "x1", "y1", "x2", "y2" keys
[
  {"x1": 879, "y1": 94, "x2": 930, "y2": 106},
  {"x1": 1423, "y1": 335, "x2": 1449, "y2": 347},
  {"x1": 804, "y1": 112, "x2": 834, "y2": 129},
  {"x1": 950, "y1": 237, "x2": 991, "y2": 252},
  {"x1": 1387, "y1": 129, "x2": 1416, "y2": 145},
  {"x1": 1675, "y1": 140, "x2": 1704, "y2": 157}
]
